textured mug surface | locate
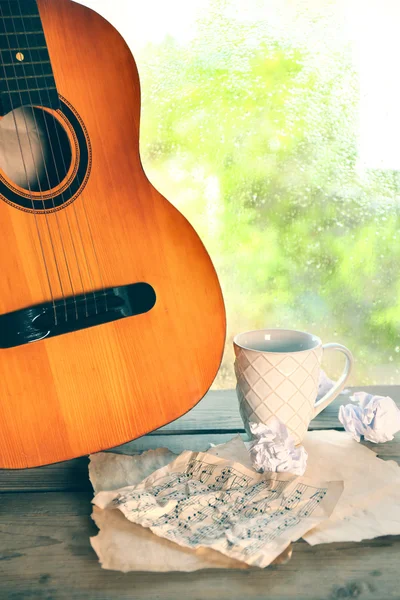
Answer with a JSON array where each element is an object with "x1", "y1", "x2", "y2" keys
[{"x1": 234, "y1": 329, "x2": 353, "y2": 445}]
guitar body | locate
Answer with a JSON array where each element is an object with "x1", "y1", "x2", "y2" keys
[{"x1": 0, "y1": 0, "x2": 225, "y2": 468}]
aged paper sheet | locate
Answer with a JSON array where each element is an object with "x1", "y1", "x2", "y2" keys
[
  {"x1": 90, "y1": 438, "x2": 295, "y2": 571},
  {"x1": 93, "y1": 448, "x2": 342, "y2": 568},
  {"x1": 301, "y1": 430, "x2": 400, "y2": 544},
  {"x1": 90, "y1": 431, "x2": 400, "y2": 571}
]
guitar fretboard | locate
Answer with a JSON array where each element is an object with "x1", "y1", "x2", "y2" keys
[{"x1": 0, "y1": 0, "x2": 59, "y2": 115}]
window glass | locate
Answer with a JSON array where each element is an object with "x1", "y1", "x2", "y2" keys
[{"x1": 82, "y1": 0, "x2": 400, "y2": 388}]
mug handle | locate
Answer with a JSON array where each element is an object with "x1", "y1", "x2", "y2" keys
[{"x1": 313, "y1": 343, "x2": 354, "y2": 417}]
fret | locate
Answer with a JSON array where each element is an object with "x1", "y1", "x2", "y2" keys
[
  {"x1": 0, "y1": 59, "x2": 50, "y2": 67},
  {"x1": 4, "y1": 72, "x2": 51, "y2": 80},
  {"x1": 0, "y1": 31, "x2": 44, "y2": 37},
  {"x1": 6, "y1": 46, "x2": 46, "y2": 50},
  {"x1": 0, "y1": 15, "x2": 40, "y2": 19},
  {"x1": 0, "y1": 15, "x2": 39, "y2": 19},
  {"x1": 0, "y1": 31, "x2": 43, "y2": 35},
  {"x1": 8, "y1": 85, "x2": 56, "y2": 93}
]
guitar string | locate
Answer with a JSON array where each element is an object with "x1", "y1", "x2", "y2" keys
[
  {"x1": 27, "y1": 46, "x2": 96, "y2": 318},
  {"x1": 15, "y1": 0, "x2": 88, "y2": 319},
  {"x1": 17, "y1": 0, "x2": 109, "y2": 315},
  {"x1": 1, "y1": 1, "x2": 68, "y2": 324},
  {"x1": 8, "y1": 0, "x2": 79, "y2": 322},
  {"x1": 0, "y1": 1, "x2": 59, "y2": 323},
  {"x1": 3, "y1": 0, "x2": 110, "y2": 323}
]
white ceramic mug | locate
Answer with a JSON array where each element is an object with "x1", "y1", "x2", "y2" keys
[{"x1": 234, "y1": 328, "x2": 353, "y2": 445}]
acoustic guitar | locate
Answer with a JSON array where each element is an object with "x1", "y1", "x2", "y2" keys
[{"x1": 0, "y1": 0, "x2": 226, "y2": 469}]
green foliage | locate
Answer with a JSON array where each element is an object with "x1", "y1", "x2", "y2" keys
[{"x1": 138, "y1": 2, "x2": 400, "y2": 386}]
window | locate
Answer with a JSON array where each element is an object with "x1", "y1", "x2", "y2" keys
[{"x1": 83, "y1": 0, "x2": 400, "y2": 388}]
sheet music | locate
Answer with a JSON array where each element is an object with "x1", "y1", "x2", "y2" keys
[{"x1": 94, "y1": 450, "x2": 343, "y2": 567}]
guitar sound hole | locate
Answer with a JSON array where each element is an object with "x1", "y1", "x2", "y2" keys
[{"x1": 0, "y1": 106, "x2": 72, "y2": 193}]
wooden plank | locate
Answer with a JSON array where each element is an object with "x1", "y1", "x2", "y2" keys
[
  {"x1": 0, "y1": 457, "x2": 92, "y2": 493},
  {"x1": 1, "y1": 386, "x2": 399, "y2": 493},
  {"x1": 0, "y1": 492, "x2": 399, "y2": 600},
  {"x1": 0, "y1": 430, "x2": 398, "y2": 493},
  {"x1": 114, "y1": 432, "x2": 400, "y2": 462},
  {"x1": 148, "y1": 385, "x2": 400, "y2": 433}
]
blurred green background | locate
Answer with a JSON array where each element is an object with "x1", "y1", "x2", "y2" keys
[{"x1": 134, "y1": 0, "x2": 400, "y2": 388}]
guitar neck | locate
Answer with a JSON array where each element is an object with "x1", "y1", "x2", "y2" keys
[{"x1": 0, "y1": 0, "x2": 59, "y2": 115}]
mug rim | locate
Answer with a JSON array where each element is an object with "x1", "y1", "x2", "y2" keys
[{"x1": 233, "y1": 328, "x2": 322, "y2": 354}]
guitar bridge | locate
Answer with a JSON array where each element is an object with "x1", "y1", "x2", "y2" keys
[{"x1": 0, "y1": 283, "x2": 156, "y2": 349}]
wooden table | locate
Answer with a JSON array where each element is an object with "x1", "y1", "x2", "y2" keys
[{"x1": 1, "y1": 386, "x2": 399, "y2": 600}]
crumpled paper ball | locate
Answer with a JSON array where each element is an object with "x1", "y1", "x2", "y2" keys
[
  {"x1": 338, "y1": 391, "x2": 400, "y2": 443},
  {"x1": 248, "y1": 417, "x2": 308, "y2": 476}
]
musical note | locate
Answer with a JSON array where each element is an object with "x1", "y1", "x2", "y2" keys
[{"x1": 113, "y1": 457, "x2": 332, "y2": 564}]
